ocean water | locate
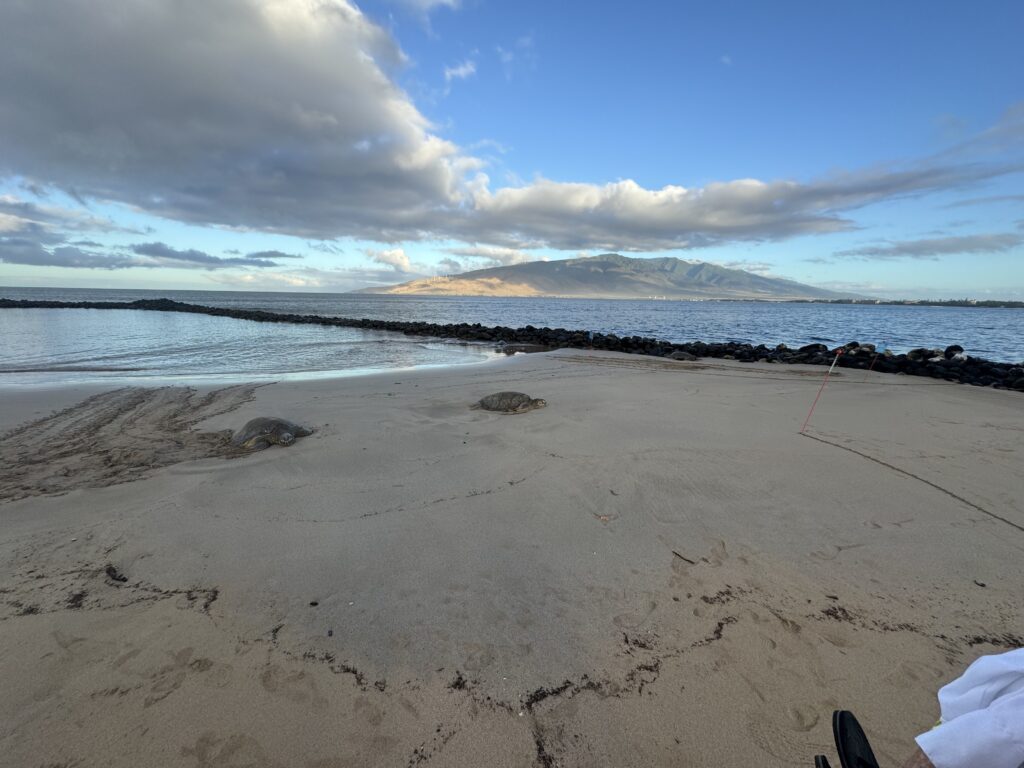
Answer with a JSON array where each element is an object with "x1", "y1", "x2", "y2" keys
[{"x1": 1, "y1": 286, "x2": 1022, "y2": 387}]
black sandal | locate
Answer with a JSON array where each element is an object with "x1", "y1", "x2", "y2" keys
[{"x1": 813, "y1": 710, "x2": 881, "y2": 768}]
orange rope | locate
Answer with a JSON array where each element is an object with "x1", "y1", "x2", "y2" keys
[{"x1": 800, "y1": 350, "x2": 843, "y2": 434}]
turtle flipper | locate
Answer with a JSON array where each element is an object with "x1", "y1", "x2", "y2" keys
[{"x1": 815, "y1": 757, "x2": 832, "y2": 768}]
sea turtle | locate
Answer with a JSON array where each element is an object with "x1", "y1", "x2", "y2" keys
[
  {"x1": 229, "y1": 417, "x2": 313, "y2": 451},
  {"x1": 471, "y1": 391, "x2": 547, "y2": 414}
]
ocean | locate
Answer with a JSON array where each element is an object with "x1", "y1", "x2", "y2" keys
[{"x1": 2, "y1": 286, "x2": 1022, "y2": 387}]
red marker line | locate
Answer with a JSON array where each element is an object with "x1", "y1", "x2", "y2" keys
[{"x1": 800, "y1": 350, "x2": 843, "y2": 434}]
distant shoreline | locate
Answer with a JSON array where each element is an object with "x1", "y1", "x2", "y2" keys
[
  {"x1": 3, "y1": 286, "x2": 1021, "y2": 307},
  {"x1": 3, "y1": 297, "x2": 1022, "y2": 386},
  {"x1": 791, "y1": 298, "x2": 1024, "y2": 309}
]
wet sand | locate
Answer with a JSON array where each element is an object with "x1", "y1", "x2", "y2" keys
[{"x1": 1, "y1": 350, "x2": 1022, "y2": 767}]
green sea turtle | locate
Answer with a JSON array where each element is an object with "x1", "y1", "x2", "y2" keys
[
  {"x1": 229, "y1": 417, "x2": 313, "y2": 451},
  {"x1": 471, "y1": 391, "x2": 547, "y2": 414}
]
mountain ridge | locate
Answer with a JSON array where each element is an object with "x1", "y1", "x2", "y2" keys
[{"x1": 354, "y1": 253, "x2": 848, "y2": 300}]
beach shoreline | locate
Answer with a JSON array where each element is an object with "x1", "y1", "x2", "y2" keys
[{"x1": 2, "y1": 350, "x2": 1022, "y2": 767}]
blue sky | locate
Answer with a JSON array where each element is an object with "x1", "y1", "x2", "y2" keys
[{"x1": 1, "y1": 0, "x2": 1022, "y2": 297}]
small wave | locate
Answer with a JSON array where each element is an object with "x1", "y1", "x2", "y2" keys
[{"x1": 0, "y1": 366, "x2": 148, "y2": 373}]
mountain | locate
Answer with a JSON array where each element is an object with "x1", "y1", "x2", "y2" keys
[{"x1": 354, "y1": 254, "x2": 846, "y2": 300}]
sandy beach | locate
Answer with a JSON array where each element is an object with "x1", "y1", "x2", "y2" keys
[{"x1": 1, "y1": 350, "x2": 1022, "y2": 767}]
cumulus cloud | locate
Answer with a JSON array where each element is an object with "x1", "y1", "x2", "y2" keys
[
  {"x1": 0, "y1": 0, "x2": 473, "y2": 241},
  {"x1": 454, "y1": 165, "x2": 1019, "y2": 251},
  {"x1": 437, "y1": 257, "x2": 463, "y2": 274},
  {"x1": 0, "y1": 1, "x2": 1022, "y2": 261},
  {"x1": 835, "y1": 233, "x2": 1023, "y2": 260},
  {"x1": 364, "y1": 247, "x2": 412, "y2": 272}
]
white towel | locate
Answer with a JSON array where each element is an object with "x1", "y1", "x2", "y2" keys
[{"x1": 916, "y1": 647, "x2": 1024, "y2": 768}]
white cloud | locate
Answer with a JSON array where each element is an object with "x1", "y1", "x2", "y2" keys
[
  {"x1": 396, "y1": 0, "x2": 459, "y2": 11},
  {"x1": 444, "y1": 60, "x2": 476, "y2": 82},
  {"x1": 0, "y1": 2, "x2": 1022, "y2": 264},
  {"x1": 0, "y1": 214, "x2": 23, "y2": 233},
  {"x1": 452, "y1": 160, "x2": 1023, "y2": 251},
  {"x1": 445, "y1": 244, "x2": 534, "y2": 268},
  {"x1": 364, "y1": 246, "x2": 412, "y2": 271},
  {"x1": 720, "y1": 260, "x2": 773, "y2": 274},
  {"x1": 467, "y1": 138, "x2": 510, "y2": 155},
  {"x1": 206, "y1": 264, "x2": 409, "y2": 290},
  {"x1": 0, "y1": 0, "x2": 469, "y2": 240}
]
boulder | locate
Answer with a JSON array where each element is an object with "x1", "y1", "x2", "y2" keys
[
  {"x1": 799, "y1": 343, "x2": 828, "y2": 354},
  {"x1": 668, "y1": 350, "x2": 698, "y2": 361}
]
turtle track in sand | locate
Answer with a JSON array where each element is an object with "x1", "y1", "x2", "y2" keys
[{"x1": 0, "y1": 385, "x2": 259, "y2": 503}]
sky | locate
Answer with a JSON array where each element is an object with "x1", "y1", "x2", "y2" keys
[{"x1": 0, "y1": 0, "x2": 1022, "y2": 298}]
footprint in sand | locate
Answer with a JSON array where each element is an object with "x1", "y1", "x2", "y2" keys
[
  {"x1": 745, "y1": 705, "x2": 830, "y2": 762},
  {"x1": 353, "y1": 696, "x2": 386, "y2": 726},
  {"x1": 146, "y1": 647, "x2": 230, "y2": 707},
  {"x1": 705, "y1": 540, "x2": 728, "y2": 567},
  {"x1": 774, "y1": 614, "x2": 803, "y2": 636},
  {"x1": 181, "y1": 732, "x2": 272, "y2": 768},
  {"x1": 612, "y1": 599, "x2": 657, "y2": 629},
  {"x1": 461, "y1": 642, "x2": 497, "y2": 673},
  {"x1": 259, "y1": 664, "x2": 327, "y2": 710}
]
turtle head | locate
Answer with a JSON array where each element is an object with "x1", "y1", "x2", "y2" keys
[
  {"x1": 532, "y1": 398, "x2": 547, "y2": 408},
  {"x1": 274, "y1": 431, "x2": 296, "y2": 446}
]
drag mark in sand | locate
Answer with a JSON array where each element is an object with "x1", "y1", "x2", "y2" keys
[
  {"x1": 0, "y1": 385, "x2": 261, "y2": 502},
  {"x1": 800, "y1": 432, "x2": 1024, "y2": 534}
]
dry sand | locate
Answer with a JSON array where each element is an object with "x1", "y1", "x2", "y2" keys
[{"x1": 1, "y1": 350, "x2": 1022, "y2": 767}]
